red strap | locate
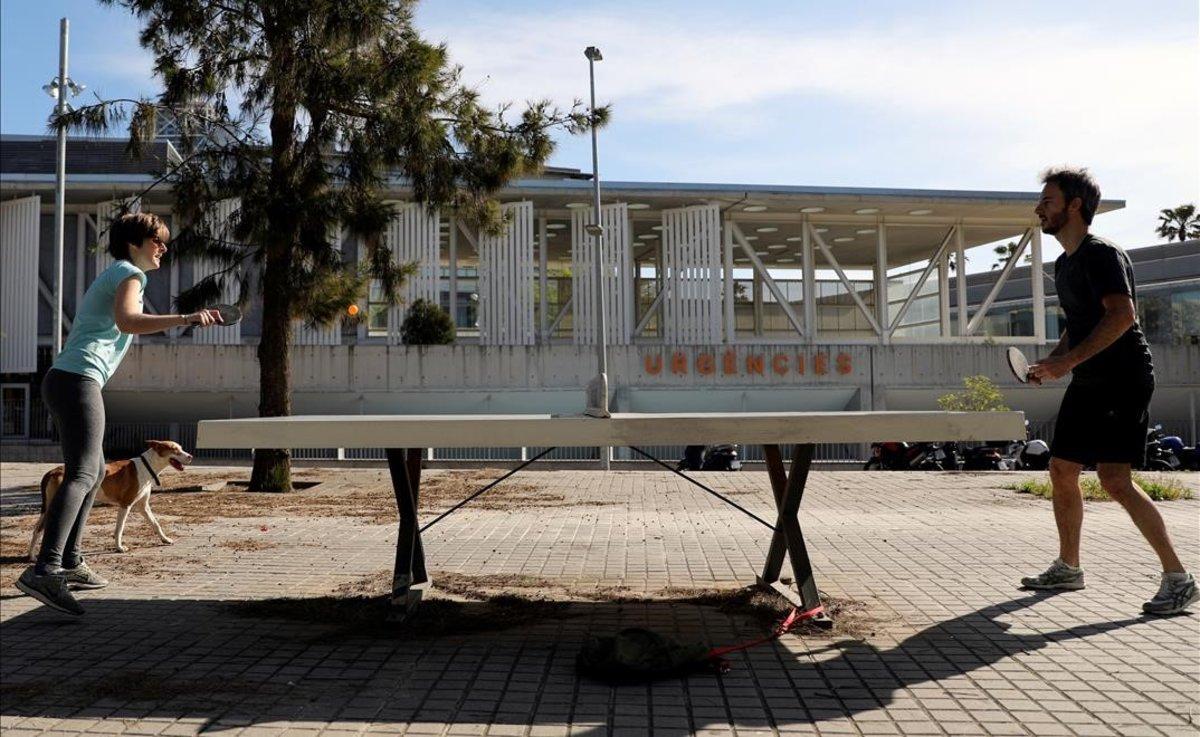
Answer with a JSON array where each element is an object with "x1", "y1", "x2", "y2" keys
[{"x1": 706, "y1": 604, "x2": 825, "y2": 661}]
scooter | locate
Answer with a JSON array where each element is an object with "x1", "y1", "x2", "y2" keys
[{"x1": 677, "y1": 444, "x2": 742, "y2": 472}]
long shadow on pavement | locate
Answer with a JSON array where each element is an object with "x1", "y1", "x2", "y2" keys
[{"x1": 0, "y1": 592, "x2": 1158, "y2": 734}]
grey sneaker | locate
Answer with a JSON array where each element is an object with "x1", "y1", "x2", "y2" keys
[
  {"x1": 15, "y1": 567, "x2": 84, "y2": 615},
  {"x1": 1143, "y1": 573, "x2": 1199, "y2": 616},
  {"x1": 62, "y1": 559, "x2": 108, "y2": 590},
  {"x1": 1021, "y1": 559, "x2": 1085, "y2": 590}
]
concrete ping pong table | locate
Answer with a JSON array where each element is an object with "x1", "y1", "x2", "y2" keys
[{"x1": 197, "y1": 410, "x2": 1025, "y2": 624}]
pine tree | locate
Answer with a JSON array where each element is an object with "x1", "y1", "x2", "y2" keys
[{"x1": 59, "y1": 0, "x2": 604, "y2": 490}]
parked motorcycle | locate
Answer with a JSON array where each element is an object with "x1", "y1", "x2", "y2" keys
[
  {"x1": 865, "y1": 441, "x2": 956, "y2": 471},
  {"x1": 960, "y1": 444, "x2": 1009, "y2": 471},
  {"x1": 678, "y1": 444, "x2": 742, "y2": 472},
  {"x1": 996, "y1": 421, "x2": 1050, "y2": 471},
  {"x1": 1144, "y1": 425, "x2": 1182, "y2": 472},
  {"x1": 1155, "y1": 430, "x2": 1200, "y2": 470}
]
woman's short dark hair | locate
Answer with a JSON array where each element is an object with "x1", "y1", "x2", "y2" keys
[
  {"x1": 1040, "y1": 167, "x2": 1102, "y2": 225},
  {"x1": 107, "y1": 212, "x2": 168, "y2": 261}
]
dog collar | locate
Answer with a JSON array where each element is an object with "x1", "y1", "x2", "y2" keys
[{"x1": 137, "y1": 452, "x2": 162, "y2": 486}]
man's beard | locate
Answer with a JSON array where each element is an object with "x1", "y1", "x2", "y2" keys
[{"x1": 1041, "y1": 210, "x2": 1068, "y2": 235}]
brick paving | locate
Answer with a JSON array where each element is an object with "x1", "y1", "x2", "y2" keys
[{"x1": 0, "y1": 464, "x2": 1197, "y2": 736}]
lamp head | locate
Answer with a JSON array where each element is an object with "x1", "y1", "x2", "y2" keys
[{"x1": 584, "y1": 46, "x2": 603, "y2": 62}]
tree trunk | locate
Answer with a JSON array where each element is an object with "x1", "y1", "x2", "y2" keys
[
  {"x1": 248, "y1": 251, "x2": 294, "y2": 492},
  {"x1": 249, "y1": 47, "x2": 299, "y2": 493}
]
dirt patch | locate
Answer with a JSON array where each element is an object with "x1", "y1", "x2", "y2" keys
[
  {"x1": 216, "y1": 538, "x2": 280, "y2": 553},
  {"x1": 246, "y1": 570, "x2": 880, "y2": 643}
]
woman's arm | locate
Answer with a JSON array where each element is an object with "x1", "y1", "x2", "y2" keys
[{"x1": 114, "y1": 277, "x2": 219, "y2": 335}]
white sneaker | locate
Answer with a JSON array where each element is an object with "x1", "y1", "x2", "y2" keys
[
  {"x1": 1143, "y1": 573, "x2": 1199, "y2": 616},
  {"x1": 1020, "y1": 559, "x2": 1085, "y2": 591}
]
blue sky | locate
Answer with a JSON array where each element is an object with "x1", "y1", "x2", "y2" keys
[{"x1": 3, "y1": 0, "x2": 1197, "y2": 270}]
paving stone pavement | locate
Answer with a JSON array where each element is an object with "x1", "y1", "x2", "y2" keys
[{"x1": 1, "y1": 465, "x2": 1197, "y2": 737}]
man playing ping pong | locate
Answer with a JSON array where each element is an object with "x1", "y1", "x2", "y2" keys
[{"x1": 1021, "y1": 167, "x2": 1196, "y2": 615}]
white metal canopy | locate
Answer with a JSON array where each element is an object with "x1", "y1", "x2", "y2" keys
[{"x1": 197, "y1": 410, "x2": 1026, "y2": 449}]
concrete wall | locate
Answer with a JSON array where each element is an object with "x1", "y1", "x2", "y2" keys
[{"x1": 102, "y1": 343, "x2": 1200, "y2": 438}]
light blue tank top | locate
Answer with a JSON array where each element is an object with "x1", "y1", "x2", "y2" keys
[{"x1": 52, "y1": 260, "x2": 147, "y2": 386}]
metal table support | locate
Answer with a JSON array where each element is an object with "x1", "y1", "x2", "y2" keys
[
  {"x1": 385, "y1": 448, "x2": 427, "y2": 620},
  {"x1": 757, "y1": 443, "x2": 831, "y2": 627},
  {"x1": 383, "y1": 442, "x2": 831, "y2": 627}
]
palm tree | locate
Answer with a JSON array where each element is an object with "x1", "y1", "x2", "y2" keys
[
  {"x1": 990, "y1": 241, "x2": 1031, "y2": 270},
  {"x1": 1156, "y1": 204, "x2": 1200, "y2": 243},
  {"x1": 61, "y1": 0, "x2": 602, "y2": 491}
]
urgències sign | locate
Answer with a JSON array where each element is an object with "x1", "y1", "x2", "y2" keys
[{"x1": 642, "y1": 349, "x2": 855, "y2": 378}]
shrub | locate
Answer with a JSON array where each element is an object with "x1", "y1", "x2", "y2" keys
[
  {"x1": 1007, "y1": 474, "x2": 1193, "y2": 502},
  {"x1": 937, "y1": 375, "x2": 1009, "y2": 412},
  {"x1": 400, "y1": 299, "x2": 456, "y2": 345}
]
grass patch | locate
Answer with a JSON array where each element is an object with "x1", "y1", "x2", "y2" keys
[{"x1": 1007, "y1": 473, "x2": 1193, "y2": 502}]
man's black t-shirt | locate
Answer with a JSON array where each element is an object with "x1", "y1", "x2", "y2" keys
[{"x1": 1053, "y1": 234, "x2": 1154, "y2": 386}]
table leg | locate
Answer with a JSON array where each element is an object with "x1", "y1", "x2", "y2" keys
[
  {"x1": 386, "y1": 448, "x2": 428, "y2": 620},
  {"x1": 757, "y1": 443, "x2": 831, "y2": 627}
]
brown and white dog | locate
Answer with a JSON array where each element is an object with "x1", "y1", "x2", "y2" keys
[{"x1": 28, "y1": 440, "x2": 194, "y2": 560}]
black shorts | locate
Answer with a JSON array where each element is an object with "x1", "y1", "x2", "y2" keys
[{"x1": 1051, "y1": 381, "x2": 1153, "y2": 467}]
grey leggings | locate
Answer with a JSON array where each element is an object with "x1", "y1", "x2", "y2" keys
[{"x1": 37, "y1": 368, "x2": 106, "y2": 572}]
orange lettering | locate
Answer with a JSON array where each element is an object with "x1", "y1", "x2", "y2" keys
[
  {"x1": 746, "y1": 354, "x2": 765, "y2": 375},
  {"x1": 671, "y1": 352, "x2": 688, "y2": 375},
  {"x1": 814, "y1": 353, "x2": 829, "y2": 375},
  {"x1": 836, "y1": 352, "x2": 853, "y2": 375},
  {"x1": 796, "y1": 354, "x2": 805, "y2": 375},
  {"x1": 644, "y1": 354, "x2": 663, "y2": 375},
  {"x1": 696, "y1": 353, "x2": 715, "y2": 375},
  {"x1": 771, "y1": 354, "x2": 789, "y2": 375},
  {"x1": 723, "y1": 350, "x2": 738, "y2": 375}
]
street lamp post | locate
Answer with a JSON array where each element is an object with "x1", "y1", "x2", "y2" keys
[
  {"x1": 44, "y1": 18, "x2": 83, "y2": 356},
  {"x1": 583, "y1": 45, "x2": 609, "y2": 420}
]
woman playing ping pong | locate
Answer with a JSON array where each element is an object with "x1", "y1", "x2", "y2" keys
[{"x1": 17, "y1": 212, "x2": 223, "y2": 615}]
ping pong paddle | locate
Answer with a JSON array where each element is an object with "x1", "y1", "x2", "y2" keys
[
  {"x1": 191, "y1": 303, "x2": 242, "y2": 326},
  {"x1": 183, "y1": 303, "x2": 241, "y2": 335},
  {"x1": 1006, "y1": 346, "x2": 1031, "y2": 383}
]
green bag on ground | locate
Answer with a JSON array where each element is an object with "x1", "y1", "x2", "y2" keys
[{"x1": 576, "y1": 628, "x2": 717, "y2": 683}]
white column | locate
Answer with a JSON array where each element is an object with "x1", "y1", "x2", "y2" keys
[
  {"x1": 803, "y1": 219, "x2": 816, "y2": 344},
  {"x1": 538, "y1": 217, "x2": 548, "y2": 342},
  {"x1": 74, "y1": 213, "x2": 85, "y2": 313},
  {"x1": 449, "y1": 215, "x2": 458, "y2": 335},
  {"x1": 1031, "y1": 226, "x2": 1046, "y2": 342},
  {"x1": 752, "y1": 271, "x2": 763, "y2": 337},
  {"x1": 723, "y1": 216, "x2": 734, "y2": 343},
  {"x1": 875, "y1": 222, "x2": 888, "y2": 344},
  {"x1": 955, "y1": 223, "x2": 968, "y2": 336},
  {"x1": 938, "y1": 252, "x2": 951, "y2": 337}
]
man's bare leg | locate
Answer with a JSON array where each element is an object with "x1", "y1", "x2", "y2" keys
[
  {"x1": 1049, "y1": 457, "x2": 1085, "y2": 567},
  {"x1": 1096, "y1": 463, "x2": 1185, "y2": 573}
]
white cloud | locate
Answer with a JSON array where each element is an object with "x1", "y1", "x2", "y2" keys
[{"x1": 418, "y1": 8, "x2": 1198, "y2": 248}]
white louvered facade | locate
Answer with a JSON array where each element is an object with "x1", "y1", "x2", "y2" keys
[
  {"x1": 192, "y1": 199, "x2": 242, "y2": 345},
  {"x1": 1, "y1": 196, "x2": 41, "y2": 373},
  {"x1": 292, "y1": 226, "x2": 346, "y2": 346},
  {"x1": 384, "y1": 203, "x2": 441, "y2": 345},
  {"x1": 661, "y1": 204, "x2": 723, "y2": 344},
  {"x1": 477, "y1": 201, "x2": 535, "y2": 346},
  {"x1": 570, "y1": 203, "x2": 633, "y2": 345}
]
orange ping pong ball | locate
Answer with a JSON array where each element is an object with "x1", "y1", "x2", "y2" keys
[{"x1": 347, "y1": 304, "x2": 360, "y2": 316}]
